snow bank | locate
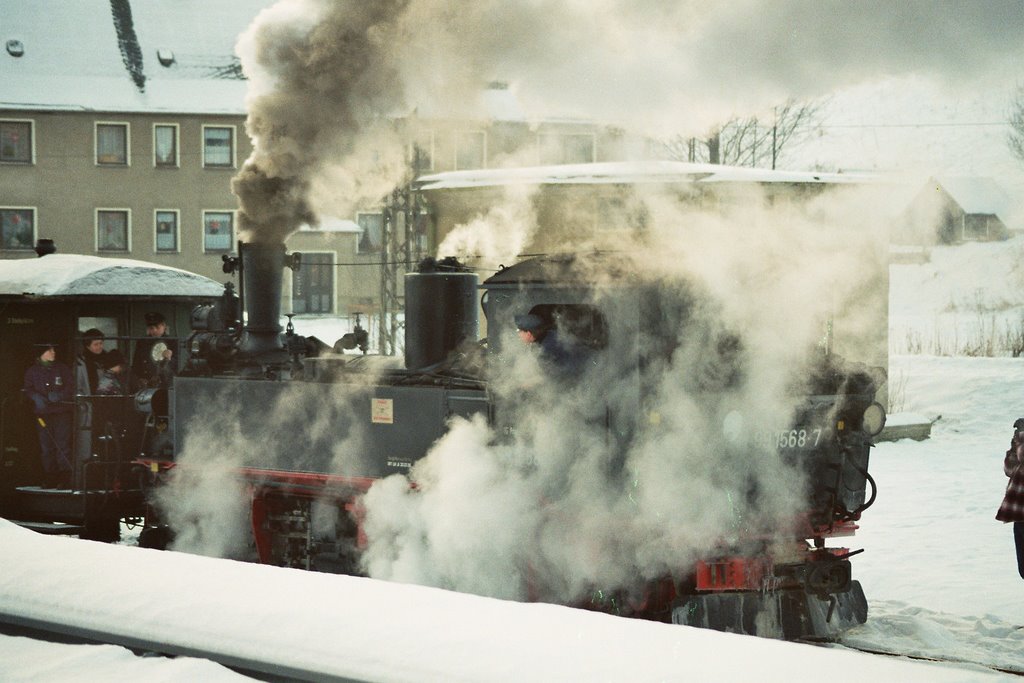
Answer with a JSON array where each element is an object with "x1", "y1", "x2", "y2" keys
[{"x1": 0, "y1": 520, "x2": 999, "y2": 682}]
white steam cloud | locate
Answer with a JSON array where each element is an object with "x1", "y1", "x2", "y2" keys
[
  {"x1": 166, "y1": 0, "x2": 1005, "y2": 600},
  {"x1": 361, "y1": 182, "x2": 892, "y2": 603}
]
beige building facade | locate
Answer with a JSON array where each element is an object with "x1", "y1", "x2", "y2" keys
[{"x1": 1, "y1": 110, "x2": 250, "y2": 282}]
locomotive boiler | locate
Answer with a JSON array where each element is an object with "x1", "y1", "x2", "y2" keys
[{"x1": 150, "y1": 240, "x2": 885, "y2": 640}]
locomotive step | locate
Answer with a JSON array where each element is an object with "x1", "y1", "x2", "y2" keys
[{"x1": 12, "y1": 520, "x2": 85, "y2": 536}]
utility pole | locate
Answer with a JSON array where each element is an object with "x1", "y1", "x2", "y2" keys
[
  {"x1": 379, "y1": 177, "x2": 429, "y2": 356},
  {"x1": 771, "y1": 107, "x2": 778, "y2": 170}
]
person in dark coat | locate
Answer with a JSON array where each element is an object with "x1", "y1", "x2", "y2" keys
[
  {"x1": 74, "y1": 328, "x2": 106, "y2": 395},
  {"x1": 23, "y1": 342, "x2": 74, "y2": 488},
  {"x1": 996, "y1": 420, "x2": 1024, "y2": 579},
  {"x1": 132, "y1": 311, "x2": 174, "y2": 390}
]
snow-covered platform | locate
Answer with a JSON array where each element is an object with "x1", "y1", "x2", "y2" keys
[{"x1": 877, "y1": 412, "x2": 934, "y2": 442}]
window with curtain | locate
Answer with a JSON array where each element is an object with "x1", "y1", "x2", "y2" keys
[
  {"x1": 97, "y1": 210, "x2": 129, "y2": 251},
  {"x1": 96, "y1": 123, "x2": 128, "y2": 165},
  {"x1": 0, "y1": 121, "x2": 32, "y2": 163}
]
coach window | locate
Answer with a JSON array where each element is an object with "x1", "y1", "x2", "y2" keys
[
  {"x1": 454, "y1": 130, "x2": 486, "y2": 170},
  {"x1": 155, "y1": 210, "x2": 179, "y2": 252},
  {"x1": 292, "y1": 252, "x2": 335, "y2": 314},
  {"x1": 203, "y1": 211, "x2": 234, "y2": 252},
  {"x1": 96, "y1": 209, "x2": 131, "y2": 252},
  {"x1": 96, "y1": 122, "x2": 129, "y2": 165},
  {"x1": 154, "y1": 124, "x2": 179, "y2": 167},
  {"x1": 203, "y1": 125, "x2": 235, "y2": 168},
  {"x1": 0, "y1": 120, "x2": 33, "y2": 164},
  {"x1": 0, "y1": 207, "x2": 36, "y2": 250}
]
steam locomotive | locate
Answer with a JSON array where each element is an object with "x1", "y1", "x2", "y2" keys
[{"x1": 146, "y1": 240, "x2": 885, "y2": 640}]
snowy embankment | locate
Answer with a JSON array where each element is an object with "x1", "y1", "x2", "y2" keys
[
  {"x1": 0, "y1": 517, "x2": 1011, "y2": 683},
  {"x1": 889, "y1": 236, "x2": 1024, "y2": 356}
]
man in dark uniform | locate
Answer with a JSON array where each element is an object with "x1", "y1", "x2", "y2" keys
[
  {"x1": 23, "y1": 342, "x2": 74, "y2": 488},
  {"x1": 132, "y1": 312, "x2": 174, "y2": 389}
]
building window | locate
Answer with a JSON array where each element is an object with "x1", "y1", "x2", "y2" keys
[
  {"x1": 203, "y1": 125, "x2": 235, "y2": 167},
  {"x1": 203, "y1": 211, "x2": 234, "y2": 252},
  {"x1": 0, "y1": 207, "x2": 36, "y2": 249},
  {"x1": 454, "y1": 130, "x2": 486, "y2": 170},
  {"x1": 155, "y1": 210, "x2": 179, "y2": 252},
  {"x1": 292, "y1": 252, "x2": 334, "y2": 314},
  {"x1": 411, "y1": 130, "x2": 434, "y2": 173},
  {"x1": 357, "y1": 212, "x2": 384, "y2": 253},
  {"x1": 96, "y1": 209, "x2": 130, "y2": 251},
  {"x1": 154, "y1": 124, "x2": 179, "y2": 167},
  {"x1": 538, "y1": 133, "x2": 596, "y2": 165},
  {"x1": 96, "y1": 122, "x2": 129, "y2": 165},
  {"x1": 0, "y1": 120, "x2": 33, "y2": 163}
]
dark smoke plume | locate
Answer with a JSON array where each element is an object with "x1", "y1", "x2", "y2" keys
[{"x1": 234, "y1": 0, "x2": 412, "y2": 242}]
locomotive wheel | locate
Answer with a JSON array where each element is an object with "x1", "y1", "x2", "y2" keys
[{"x1": 138, "y1": 525, "x2": 172, "y2": 550}]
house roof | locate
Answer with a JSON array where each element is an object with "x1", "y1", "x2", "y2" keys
[
  {"x1": 0, "y1": 0, "x2": 270, "y2": 114},
  {"x1": 0, "y1": 253, "x2": 224, "y2": 297},
  {"x1": 415, "y1": 160, "x2": 876, "y2": 191},
  {"x1": 932, "y1": 176, "x2": 1012, "y2": 217},
  {"x1": 297, "y1": 217, "x2": 362, "y2": 234}
]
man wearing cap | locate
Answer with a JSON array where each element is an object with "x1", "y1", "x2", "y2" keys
[
  {"x1": 132, "y1": 312, "x2": 174, "y2": 389},
  {"x1": 23, "y1": 342, "x2": 74, "y2": 488},
  {"x1": 515, "y1": 311, "x2": 592, "y2": 380}
]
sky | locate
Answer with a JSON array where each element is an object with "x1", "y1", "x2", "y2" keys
[{"x1": 229, "y1": 0, "x2": 1024, "y2": 240}]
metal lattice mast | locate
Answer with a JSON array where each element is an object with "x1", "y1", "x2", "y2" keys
[{"x1": 379, "y1": 179, "x2": 428, "y2": 356}]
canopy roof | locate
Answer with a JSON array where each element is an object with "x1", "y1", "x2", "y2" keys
[{"x1": 0, "y1": 254, "x2": 224, "y2": 297}]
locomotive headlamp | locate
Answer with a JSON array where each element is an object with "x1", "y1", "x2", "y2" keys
[{"x1": 862, "y1": 401, "x2": 886, "y2": 436}]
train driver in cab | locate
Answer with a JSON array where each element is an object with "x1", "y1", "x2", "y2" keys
[{"x1": 515, "y1": 311, "x2": 591, "y2": 379}]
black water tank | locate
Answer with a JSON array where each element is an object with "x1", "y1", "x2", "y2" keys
[{"x1": 405, "y1": 258, "x2": 478, "y2": 370}]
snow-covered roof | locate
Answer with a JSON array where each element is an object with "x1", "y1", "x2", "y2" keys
[
  {"x1": 415, "y1": 161, "x2": 876, "y2": 191},
  {"x1": 297, "y1": 217, "x2": 362, "y2": 234},
  {"x1": 933, "y1": 176, "x2": 1012, "y2": 217},
  {"x1": 0, "y1": 0, "x2": 270, "y2": 114},
  {"x1": 0, "y1": 254, "x2": 224, "y2": 297}
]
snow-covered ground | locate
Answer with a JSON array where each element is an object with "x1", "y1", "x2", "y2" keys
[{"x1": 4, "y1": 240, "x2": 1024, "y2": 681}]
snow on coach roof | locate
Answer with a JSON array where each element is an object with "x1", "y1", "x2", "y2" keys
[
  {"x1": 0, "y1": 255, "x2": 224, "y2": 297},
  {"x1": 415, "y1": 160, "x2": 877, "y2": 191}
]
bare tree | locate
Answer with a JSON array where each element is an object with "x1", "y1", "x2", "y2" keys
[
  {"x1": 1008, "y1": 85, "x2": 1024, "y2": 164},
  {"x1": 662, "y1": 97, "x2": 827, "y2": 169}
]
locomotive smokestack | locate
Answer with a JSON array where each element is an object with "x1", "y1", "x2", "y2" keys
[{"x1": 238, "y1": 241, "x2": 286, "y2": 358}]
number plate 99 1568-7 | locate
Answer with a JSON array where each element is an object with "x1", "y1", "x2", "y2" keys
[{"x1": 754, "y1": 428, "x2": 824, "y2": 450}]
